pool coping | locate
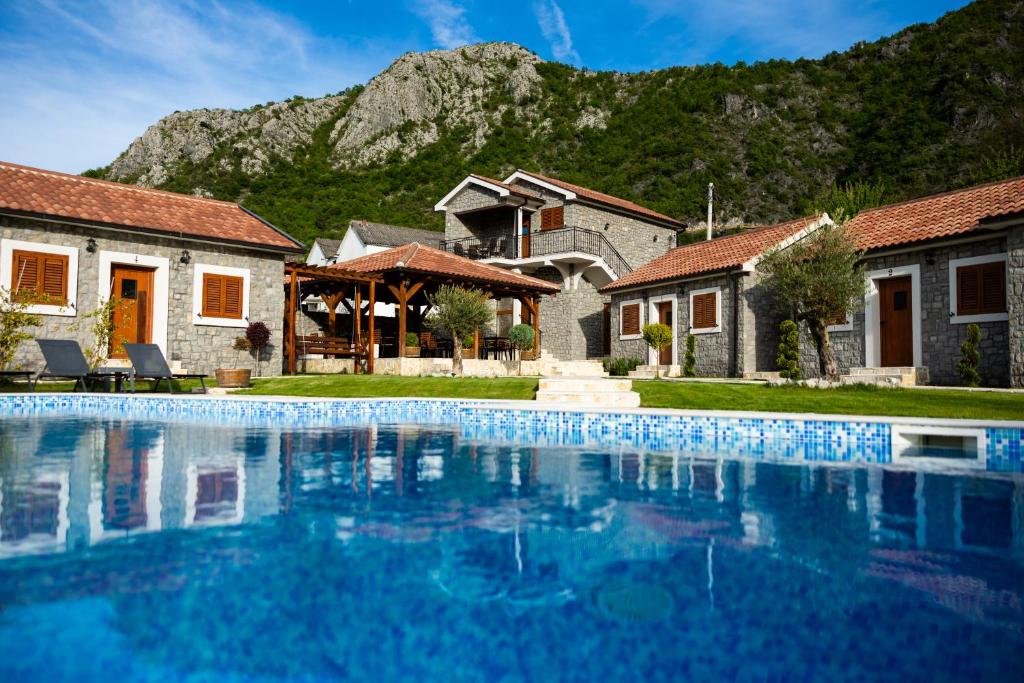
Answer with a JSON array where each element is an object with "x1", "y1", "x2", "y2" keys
[{"x1": 10, "y1": 392, "x2": 1024, "y2": 430}]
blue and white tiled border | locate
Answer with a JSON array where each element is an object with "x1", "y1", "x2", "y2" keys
[{"x1": 0, "y1": 394, "x2": 1021, "y2": 473}]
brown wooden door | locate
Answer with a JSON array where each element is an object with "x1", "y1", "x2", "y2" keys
[
  {"x1": 521, "y1": 214, "x2": 531, "y2": 257},
  {"x1": 879, "y1": 276, "x2": 913, "y2": 367},
  {"x1": 602, "y1": 303, "x2": 611, "y2": 356},
  {"x1": 657, "y1": 301, "x2": 673, "y2": 365},
  {"x1": 110, "y1": 264, "x2": 155, "y2": 358}
]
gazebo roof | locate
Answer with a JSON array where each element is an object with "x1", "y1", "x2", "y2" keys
[{"x1": 333, "y1": 242, "x2": 560, "y2": 295}]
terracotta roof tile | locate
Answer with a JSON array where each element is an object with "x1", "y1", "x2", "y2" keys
[
  {"x1": 332, "y1": 242, "x2": 561, "y2": 293},
  {"x1": 601, "y1": 215, "x2": 823, "y2": 292},
  {"x1": 846, "y1": 175, "x2": 1024, "y2": 251},
  {"x1": 515, "y1": 170, "x2": 683, "y2": 227},
  {"x1": 0, "y1": 161, "x2": 303, "y2": 252}
]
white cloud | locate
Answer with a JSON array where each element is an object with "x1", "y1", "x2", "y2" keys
[
  {"x1": 411, "y1": 0, "x2": 478, "y2": 50},
  {"x1": 533, "y1": 0, "x2": 580, "y2": 64},
  {"x1": 0, "y1": 0, "x2": 391, "y2": 173}
]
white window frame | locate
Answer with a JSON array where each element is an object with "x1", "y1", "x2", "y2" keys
[
  {"x1": 0, "y1": 238, "x2": 78, "y2": 316},
  {"x1": 618, "y1": 297, "x2": 644, "y2": 340},
  {"x1": 688, "y1": 286, "x2": 721, "y2": 335},
  {"x1": 647, "y1": 294, "x2": 678, "y2": 365},
  {"x1": 192, "y1": 263, "x2": 251, "y2": 328},
  {"x1": 864, "y1": 264, "x2": 922, "y2": 368},
  {"x1": 948, "y1": 253, "x2": 1009, "y2": 324},
  {"x1": 99, "y1": 251, "x2": 170, "y2": 356},
  {"x1": 828, "y1": 314, "x2": 854, "y2": 333}
]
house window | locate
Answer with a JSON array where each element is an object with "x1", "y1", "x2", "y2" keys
[
  {"x1": 10, "y1": 249, "x2": 68, "y2": 304},
  {"x1": 949, "y1": 255, "x2": 1008, "y2": 323},
  {"x1": 689, "y1": 287, "x2": 721, "y2": 334},
  {"x1": 201, "y1": 273, "x2": 244, "y2": 319},
  {"x1": 539, "y1": 206, "x2": 564, "y2": 231},
  {"x1": 620, "y1": 300, "x2": 642, "y2": 338},
  {"x1": 193, "y1": 263, "x2": 250, "y2": 327}
]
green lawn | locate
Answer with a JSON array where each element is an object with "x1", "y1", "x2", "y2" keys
[{"x1": 241, "y1": 375, "x2": 540, "y2": 401}]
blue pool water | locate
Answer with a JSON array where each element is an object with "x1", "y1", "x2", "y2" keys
[{"x1": 0, "y1": 414, "x2": 1022, "y2": 682}]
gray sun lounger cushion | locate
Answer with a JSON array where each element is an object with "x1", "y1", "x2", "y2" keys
[
  {"x1": 124, "y1": 343, "x2": 208, "y2": 394},
  {"x1": 34, "y1": 339, "x2": 102, "y2": 392}
]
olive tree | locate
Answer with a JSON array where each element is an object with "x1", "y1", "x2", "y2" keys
[
  {"x1": 425, "y1": 285, "x2": 493, "y2": 375},
  {"x1": 757, "y1": 221, "x2": 866, "y2": 381}
]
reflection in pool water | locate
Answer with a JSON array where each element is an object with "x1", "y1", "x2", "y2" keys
[{"x1": 0, "y1": 416, "x2": 1021, "y2": 681}]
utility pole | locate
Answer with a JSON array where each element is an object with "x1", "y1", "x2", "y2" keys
[{"x1": 706, "y1": 182, "x2": 714, "y2": 241}]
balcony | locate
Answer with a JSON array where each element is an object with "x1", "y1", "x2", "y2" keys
[{"x1": 440, "y1": 226, "x2": 632, "y2": 282}]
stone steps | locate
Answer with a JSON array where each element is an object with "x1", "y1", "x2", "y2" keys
[
  {"x1": 628, "y1": 364, "x2": 681, "y2": 379},
  {"x1": 841, "y1": 366, "x2": 929, "y2": 387},
  {"x1": 743, "y1": 371, "x2": 781, "y2": 381},
  {"x1": 535, "y1": 377, "x2": 641, "y2": 408}
]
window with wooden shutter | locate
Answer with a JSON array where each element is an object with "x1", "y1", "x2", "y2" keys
[
  {"x1": 956, "y1": 262, "x2": 1005, "y2": 316},
  {"x1": 10, "y1": 249, "x2": 68, "y2": 304},
  {"x1": 201, "y1": 273, "x2": 244, "y2": 319},
  {"x1": 621, "y1": 303, "x2": 640, "y2": 336},
  {"x1": 539, "y1": 206, "x2": 564, "y2": 231},
  {"x1": 691, "y1": 292, "x2": 718, "y2": 329}
]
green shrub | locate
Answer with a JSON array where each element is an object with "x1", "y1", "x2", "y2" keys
[
  {"x1": 776, "y1": 319, "x2": 801, "y2": 380},
  {"x1": 956, "y1": 323, "x2": 982, "y2": 387},
  {"x1": 604, "y1": 357, "x2": 643, "y2": 376},
  {"x1": 0, "y1": 288, "x2": 42, "y2": 371},
  {"x1": 683, "y1": 334, "x2": 697, "y2": 377},
  {"x1": 642, "y1": 323, "x2": 673, "y2": 378},
  {"x1": 507, "y1": 324, "x2": 535, "y2": 375},
  {"x1": 405, "y1": 332, "x2": 419, "y2": 347}
]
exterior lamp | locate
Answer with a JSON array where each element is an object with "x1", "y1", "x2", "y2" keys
[
  {"x1": 86, "y1": 237, "x2": 98, "y2": 253},
  {"x1": 180, "y1": 250, "x2": 191, "y2": 264}
]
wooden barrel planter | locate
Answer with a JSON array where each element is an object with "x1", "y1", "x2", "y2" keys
[{"x1": 215, "y1": 368, "x2": 252, "y2": 388}]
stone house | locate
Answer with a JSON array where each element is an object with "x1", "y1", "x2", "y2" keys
[
  {"x1": 0, "y1": 161, "x2": 304, "y2": 375},
  {"x1": 601, "y1": 215, "x2": 829, "y2": 376},
  {"x1": 601, "y1": 175, "x2": 1024, "y2": 388},
  {"x1": 306, "y1": 220, "x2": 443, "y2": 266},
  {"x1": 435, "y1": 170, "x2": 683, "y2": 359}
]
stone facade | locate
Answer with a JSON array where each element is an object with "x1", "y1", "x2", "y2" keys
[
  {"x1": 1, "y1": 215, "x2": 288, "y2": 376},
  {"x1": 1009, "y1": 228, "x2": 1024, "y2": 388}
]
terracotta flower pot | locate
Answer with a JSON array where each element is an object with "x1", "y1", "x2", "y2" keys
[
  {"x1": 215, "y1": 368, "x2": 252, "y2": 388},
  {"x1": 404, "y1": 347, "x2": 421, "y2": 358}
]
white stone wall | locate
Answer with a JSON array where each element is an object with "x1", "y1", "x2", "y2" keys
[{"x1": 1, "y1": 215, "x2": 289, "y2": 376}]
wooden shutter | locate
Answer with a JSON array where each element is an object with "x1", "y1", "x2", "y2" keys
[
  {"x1": 692, "y1": 292, "x2": 717, "y2": 329},
  {"x1": 621, "y1": 303, "x2": 640, "y2": 336},
  {"x1": 11, "y1": 249, "x2": 68, "y2": 304},
  {"x1": 202, "y1": 273, "x2": 245, "y2": 319},
  {"x1": 957, "y1": 262, "x2": 1006, "y2": 316},
  {"x1": 540, "y1": 206, "x2": 564, "y2": 231}
]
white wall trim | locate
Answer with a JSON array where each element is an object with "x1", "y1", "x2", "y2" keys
[
  {"x1": 98, "y1": 250, "x2": 170, "y2": 355},
  {"x1": 741, "y1": 213, "x2": 833, "y2": 272},
  {"x1": 864, "y1": 264, "x2": 922, "y2": 368},
  {"x1": 948, "y1": 253, "x2": 1009, "y2": 324},
  {"x1": 434, "y1": 176, "x2": 509, "y2": 212},
  {"x1": 828, "y1": 314, "x2": 854, "y2": 333},
  {"x1": 503, "y1": 170, "x2": 577, "y2": 200},
  {"x1": 647, "y1": 294, "x2": 678, "y2": 365},
  {"x1": 619, "y1": 297, "x2": 644, "y2": 340},
  {"x1": 688, "y1": 286, "x2": 722, "y2": 335},
  {"x1": 0, "y1": 238, "x2": 79, "y2": 316},
  {"x1": 192, "y1": 263, "x2": 251, "y2": 329}
]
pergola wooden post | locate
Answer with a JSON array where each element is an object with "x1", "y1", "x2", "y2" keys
[
  {"x1": 287, "y1": 269, "x2": 298, "y2": 374},
  {"x1": 367, "y1": 281, "x2": 376, "y2": 375},
  {"x1": 519, "y1": 294, "x2": 540, "y2": 357},
  {"x1": 387, "y1": 280, "x2": 424, "y2": 358}
]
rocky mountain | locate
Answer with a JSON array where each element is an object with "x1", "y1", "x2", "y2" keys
[{"x1": 91, "y1": 0, "x2": 1024, "y2": 246}]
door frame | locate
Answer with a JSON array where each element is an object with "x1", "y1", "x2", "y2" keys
[
  {"x1": 864, "y1": 264, "x2": 921, "y2": 368},
  {"x1": 646, "y1": 293, "x2": 678, "y2": 366},
  {"x1": 99, "y1": 251, "x2": 170, "y2": 356}
]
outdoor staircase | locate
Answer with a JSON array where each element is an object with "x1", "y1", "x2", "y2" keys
[
  {"x1": 534, "y1": 376, "x2": 641, "y2": 408},
  {"x1": 629, "y1": 364, "x2": 681, "y2": 379},
  {"x1": 840, "y1": 366, "x2": 929, "y2": 387}
]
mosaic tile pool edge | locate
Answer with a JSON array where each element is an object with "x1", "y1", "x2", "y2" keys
[{"x1": 0, "y1": 395, "x2": 1020, "y2": 473}]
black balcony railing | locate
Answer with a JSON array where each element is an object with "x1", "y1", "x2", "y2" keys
[{"x1": 440, "y1": 226, "x2": 632, "y2": 278}]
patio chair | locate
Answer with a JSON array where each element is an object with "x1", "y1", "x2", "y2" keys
[
  {"x1": 33, "y1": 339, "x2": 103, "y2": 392},
  {"x1": 124, "y1": 343, "x2": 208, "y2": 394}
]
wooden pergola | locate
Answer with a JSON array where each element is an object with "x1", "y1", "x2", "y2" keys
[
  {"x1": 283, "y1": 262, "x2": 384, "y2": 374},
  {"x1": 284, "y1": 243, "x2": 560, "y2": 373}
]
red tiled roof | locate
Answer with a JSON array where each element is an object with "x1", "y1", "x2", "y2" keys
[
  {"x1": 333, "y1": 242, "x2": 561, "y2": 293},
  {"x1": 513, "y1": 170, "x2": 684, "y2": 227},
  {"x1": 470, "y1": 174, "x2": 540, "y2": 199},
  {"x1": 0, "y1": 161, "x2": 303, "y2": 252},
  {"x1": 846, "y1": 175, "x2": 1024, "y2": 251},
  {"x1": 601, "y1": 215, "x2": 823, "y2": 292}
]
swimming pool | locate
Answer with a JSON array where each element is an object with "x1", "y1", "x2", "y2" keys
[{"x1": 0, "y1": 399, "x2": 1022, "y2": 681}]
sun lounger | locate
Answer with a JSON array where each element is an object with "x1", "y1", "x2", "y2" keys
[{"x1": 124, "y1": 343, "x2": 208, "y2": 393}]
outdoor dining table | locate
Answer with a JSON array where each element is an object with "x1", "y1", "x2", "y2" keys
[{"x1": 480, "y1": 336, "x2": 511, "y2": 360}]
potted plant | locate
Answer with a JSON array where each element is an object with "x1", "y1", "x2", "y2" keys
[
  {"x1": 215, "y1": 337, "x2": 252, "y2": 388},
  {"x1": 404, "y1": 332, "x2": 421, "y2": 358}
]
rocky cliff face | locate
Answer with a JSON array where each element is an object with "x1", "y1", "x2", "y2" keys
[{"x1": 94, "y1": 0, "x2": 1024, "y2": 245}]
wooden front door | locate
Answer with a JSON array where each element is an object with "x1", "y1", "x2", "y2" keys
[
  {"x1": 110, "y1": 264, "x2": 155, "y2": 358},
  {"x1": 879, "y1": 276, "x2": 913, "y2": 367},
  {"x1": 521, "y1": 213, "x2": 531, "y2": 257},
  {"x1": 657, "y1": 301, "x2": 673, "y2": 365}
]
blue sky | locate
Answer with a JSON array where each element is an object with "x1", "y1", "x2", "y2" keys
[{"x1": 0, "y1": 0, "x2": 970, "y2": 174}]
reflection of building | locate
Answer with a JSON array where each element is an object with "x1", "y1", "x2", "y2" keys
[{"x1": 0, "y1": 472, "x2": 69, "y2": 558}]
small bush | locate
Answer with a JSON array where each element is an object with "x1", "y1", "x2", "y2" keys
[
  {"x1": 507, "y1": 324, "x2": 535, "y2": 352},
  {"x1": 956, "y1": 323, "x2": 982, "y2": 387},
  {"x1": 405, "y1": 332, "x2": 419, "y2": 347},
  {"x1": 683, "y1": 334, "x2": 697, "y2": 377},
  {"x1": 776, "y1": 319, "x2": 801, "y2": 380},
  {"x1": 604, "y1": 357, "x2": 643, "y2": 376},
  {"x1": 246, "y1": 321, "x2": 272, "y2": 376},
  {"x1": 642, "y1": 323, "x2": 673, "y2": 378}
]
